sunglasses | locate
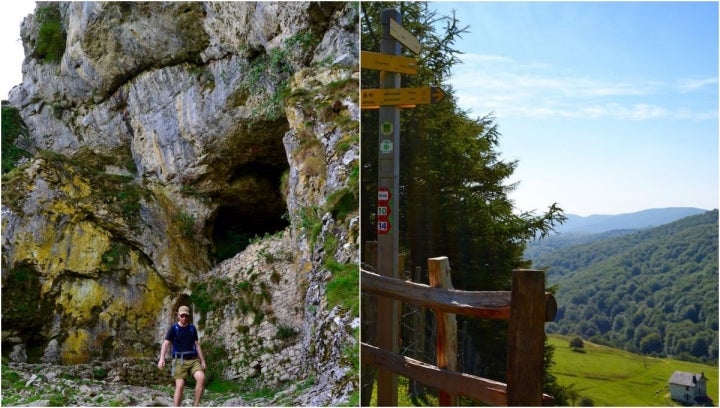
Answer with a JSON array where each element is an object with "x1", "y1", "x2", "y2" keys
[{"x1": 179, "y1": 314, "x2": 190, "y2": 318}]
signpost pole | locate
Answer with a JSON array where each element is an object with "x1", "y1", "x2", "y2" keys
[{"x1": 376, "y1": 7, "x2": 401, "y2": 407}]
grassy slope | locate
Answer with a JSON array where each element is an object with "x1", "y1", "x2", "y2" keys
[
  {"x1": 368, "y1": 334, "x2": 717, "y2": 406},
  {"x1": 549, "y1": 334, "x2": 718, "y2": 406}
]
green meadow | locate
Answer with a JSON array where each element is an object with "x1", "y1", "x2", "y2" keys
[
  {"x1": 368, "y1": 334, "x2": 717, "y2": 406},
  {"x1": 549, "y1": 334, "x2": 718, "y2": 406}
]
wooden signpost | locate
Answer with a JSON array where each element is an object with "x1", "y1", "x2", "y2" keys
[
  {"x1": 360, "y1": 8, "x2": 446, "y2": 406},
  {"x1": 374, "y1": 10, "x2": 402, "y2": 406}
]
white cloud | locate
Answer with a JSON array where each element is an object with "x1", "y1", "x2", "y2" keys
[
  {"x1": 620, "y1": 104, "x2": 670, "y2": 120},
  {"x1": 449, "y1": 53, "x2": 717, "y2": 121},
  {"x1": 460, "y1": 53, "x2": 515, "y2": 65},
  {"x1": 677, "y1": 77, "x2": 718, "y2": 92}
]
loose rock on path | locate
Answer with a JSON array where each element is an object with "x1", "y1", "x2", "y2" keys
[{"x1": 1, "y1": 361, "x2": 271, "y2": 406}]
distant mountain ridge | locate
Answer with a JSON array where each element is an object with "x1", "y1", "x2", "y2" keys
[
  {"x1": 525, "y1": 207, "x2": 709, "y2": 260},
  {"x1": 557, "y1": 207, "x2": 708, "y2": 235}
]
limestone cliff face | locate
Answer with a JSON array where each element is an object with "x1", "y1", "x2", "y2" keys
[{"x1": 2, "y1": 2, "x2": 358, "y2": 403}]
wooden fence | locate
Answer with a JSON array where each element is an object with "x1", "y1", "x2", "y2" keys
[{"x1": 361, "y1": 256, "x2": 557, "y2": 406}]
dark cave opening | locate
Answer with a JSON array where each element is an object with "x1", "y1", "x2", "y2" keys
[
  {"x1": 210, "y1": 161, "x2": 289, "y2": 262},
  {"x1": 228, "y1": 162, "x2": 285, "y2": 184},
  {"x1": 1, "y1": 264, "x2": 52, "y2": 363}
]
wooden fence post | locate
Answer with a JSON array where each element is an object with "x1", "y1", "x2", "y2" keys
[
  {"x1": 507, "y1": 269, "x2": 545, "y2": 406},
  {"x1": 428, "y1": 257, "x2": 458, "y2": 406}
]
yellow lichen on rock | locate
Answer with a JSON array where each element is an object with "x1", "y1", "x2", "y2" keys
[
  {"x1": 58, "y1": 168, "x2": 93, "y2": 199},
  {"x1": 108, "y1": 250, "x2": 171, "y2": 322},
  {"x1": 61, "y1": 329, "x2": 91, "y2": 364},
  {"x1": 140, "y1": 254, "x2": 172, "y2": 300},
  {"x1": 56, "y1": 279, "x2": 109, "y2": 325},
  {"x1": 12, "y1": 219, "x2": 112, "y2": 296},
  {"x1": 61, "y1": 221, "x2": 112, "y2": 274},
  {"x1": 53, "y1": 251, "x2": 171, "y2": 362},
  {"x1": 150, "y1": 185, "x2": 211, "y2": 289}
]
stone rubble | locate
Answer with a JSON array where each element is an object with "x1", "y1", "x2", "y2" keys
[{"x1": 3, "y1": 359, "x2": 333, "y2": 406}]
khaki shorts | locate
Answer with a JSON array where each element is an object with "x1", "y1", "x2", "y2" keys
[{"x1": 173, "y1": 358, "x2": 202, "y2": 380}]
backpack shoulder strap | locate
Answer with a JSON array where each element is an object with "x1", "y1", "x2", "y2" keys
[
  {"x1": 172, "y1": 323, "x2": 179, "y2": 353},
  {"x1": 189, "y1": 324, "x2": 197, "y2": 352}
]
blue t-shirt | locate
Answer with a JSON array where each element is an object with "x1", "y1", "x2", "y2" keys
[{"x1": 165, "y1": 323, "x2": 198, "y2": 357}]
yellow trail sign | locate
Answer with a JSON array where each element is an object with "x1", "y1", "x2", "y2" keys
[
  {"x1": 361, "y1": 87, "x2": 446, "y2": 109},
  {"x1": 389, "y1": 19, "x2": 421, "y2": 54},
  {"x1": 361, "y1": 51, "x2": 417, "y2": 75}
]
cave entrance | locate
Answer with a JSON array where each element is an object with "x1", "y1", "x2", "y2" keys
[{"x1": 210, "y1": 161, "x2": 289, "y2": 262}]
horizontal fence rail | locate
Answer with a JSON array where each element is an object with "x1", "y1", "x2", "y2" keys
[
  {"x1": 361, "y1": 269, "x2": 557, "y2": 321},
  {"x1": 361, "y1": 343, "x2": 557, "y2": 406}
]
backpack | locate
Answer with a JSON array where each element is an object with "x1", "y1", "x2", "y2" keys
[
  {"x1": 172, "y1": 323, "x2": 197, "y2": 357},
  {"x1": 170, "y1": 323, "x2": 197, "y2": 376}
]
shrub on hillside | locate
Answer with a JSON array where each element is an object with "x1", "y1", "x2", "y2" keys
[
  {"x1": 570, "y1": 336, "x2": 584, "y2": 351},
  {"x1": 36, "y1": 4, "x2": 66, "y2": 64}
]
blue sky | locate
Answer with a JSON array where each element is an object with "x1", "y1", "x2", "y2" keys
[{"x1": 429, "y1": 1, "x2": 718, "y2": 216}]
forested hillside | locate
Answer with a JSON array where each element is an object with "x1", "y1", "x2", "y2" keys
[{"x1": 538, "y1": 210, "x2": 718, "y2": 364}]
